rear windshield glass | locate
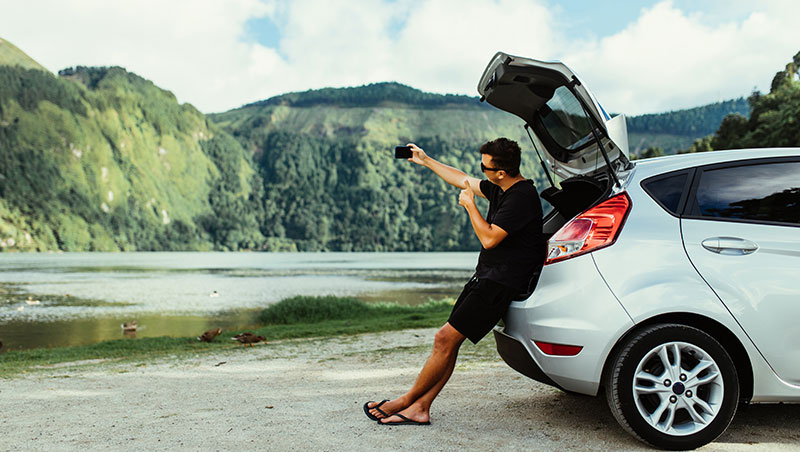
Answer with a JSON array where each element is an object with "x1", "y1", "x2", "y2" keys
[{"x1": 539, "y1": 86, "x2": 595, "y2": 151}]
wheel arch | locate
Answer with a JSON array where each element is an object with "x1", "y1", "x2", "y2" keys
[{"x1": 600, "y1": 312, "x2": 754, "y2": 404}]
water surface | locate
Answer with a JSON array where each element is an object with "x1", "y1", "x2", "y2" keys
[{"x1": 0, "y1": 252, "x2": 477, "y2": 350}]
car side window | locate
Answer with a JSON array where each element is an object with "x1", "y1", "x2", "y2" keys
[
  {"x1": 691, "y1": 161, "x2": 800, "y2": 225},
  {"x1": 641, "y1": 171, "x2": 689, "y2": 216}
]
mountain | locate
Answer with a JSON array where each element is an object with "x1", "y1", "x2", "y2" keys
[
  {"x1": 243, "y1": 81, "x2": 488, "y2": 109},
  {"x1": 0, "y1": 40, "x2": 263, "y2": 251},
  {"x1": 218, "y1": 81, "x2": 749, "y2": 157},
  {"x1": 0, "y1": 38, "x2": 48, "y2": 72},
  {"x1": 626, "y1": 98, "x2": 750, "y2": 155},
  {"x1": 209, "y1": 82, "x2": 745, "y2": 251},
  {"x1": 1, "y1": 37, "x2": 772, "y2": 252},
  {"x1": 210, "y1": 82, "x2": 541, "y2": 251}
]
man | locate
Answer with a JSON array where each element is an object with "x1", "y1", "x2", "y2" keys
[{"x1": 364, "y1": 137, "x2": 546, "y2": 425}]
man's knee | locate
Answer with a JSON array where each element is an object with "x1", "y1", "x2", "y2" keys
[{"x1": 433, "y1": 323, "x2": 465, "y2": 353}]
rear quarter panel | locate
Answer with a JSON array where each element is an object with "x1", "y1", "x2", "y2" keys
[{"x1": 593, "y1": 177, "x2": 800, "y2": 401}]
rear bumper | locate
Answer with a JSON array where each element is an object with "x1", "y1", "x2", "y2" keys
[
  {"x1": 493, "y1": 327, "x2": 563, "y2": 390},
  {"x1": 496, "y1": 254, "x2": 634, "y2": 395}
]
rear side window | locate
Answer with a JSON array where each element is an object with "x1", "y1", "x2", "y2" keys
[
  {"x1": 691, "y1": 161, "x2": 800, "y2": 225},
  {"x1": 641, "y1": 171, "x2": 689, "y2": 216}
]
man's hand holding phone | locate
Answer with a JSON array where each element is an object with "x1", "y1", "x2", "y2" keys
[{"x1": 395, "y1": 143, "x2": 427, "y2": 166}]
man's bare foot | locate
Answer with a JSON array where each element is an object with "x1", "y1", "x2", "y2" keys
[
  {"x1": 378, "y1": 404, "x2": 430, "y2": 425},
  {"x1": 367, "y1": 397, "x2": 408, "y2": 419}
]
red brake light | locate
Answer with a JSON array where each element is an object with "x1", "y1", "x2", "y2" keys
[
  {"x1": 534, "y1": 341, "x2": 583, "y2": 356},
  {"x1": 545, "y1": 192, "x2": 631, "y2": 265}
]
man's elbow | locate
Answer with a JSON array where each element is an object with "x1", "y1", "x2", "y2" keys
[
  {"x1": 480, "y1": 227, "x2": 508, "y2": 249},
  {"x1": 481, "y1": 236, "x2": 501, "y2": 249}
]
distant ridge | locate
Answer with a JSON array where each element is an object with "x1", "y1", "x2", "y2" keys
[
  {"x1": 626, "y1": 97, "x2": 750, "y2": 137},
  {"x1": 0, "y1": 37, "x2": 49, "y2": 72},
  {"x1": 231, "y1": 80, "x2": 749, "y2": 154},
  {"x1": 241, "y1": 82, "x2": 488, "y2": 109},
  {"x1": 240, "y1": 80, "x2": 748, "y2": 137}
]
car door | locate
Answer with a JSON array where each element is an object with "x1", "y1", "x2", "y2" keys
[{"x1": 681, "y1": 157, "x2": 800, "y2": 384}]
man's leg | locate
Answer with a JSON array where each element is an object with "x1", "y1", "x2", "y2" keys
[
  {"x1": 368, "y1": 323, "x2": 466, "y2": 421},
  {"x1": 378, "y1": 332, "x2": 463, "y2": 424}
]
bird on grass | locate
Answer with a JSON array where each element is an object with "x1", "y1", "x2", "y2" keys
[
  {"x1": 197, "y1": 327, "x2": 223, "y2": 343},
  {"x1": 121, "y1": 321, "x2": 137, "y2": 332},
  {"x1": 232, "y1": 332, "x2": 267, "y2": 347}
]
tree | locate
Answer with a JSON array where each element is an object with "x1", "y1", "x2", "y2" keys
[
  {"x1": 679, "y1": 50, "x2": 800, "y2": 153},
  {"x1": 640, "y1": 147, "x2": 665, "y2": 159}
]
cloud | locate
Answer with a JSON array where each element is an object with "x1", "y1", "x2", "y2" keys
[
  {"x1": 263, "y1": 0, "x2": 559, "y2": 103},
  {"x1": 1, "y1": 0, "x2": 798, "y2": 114},
  {"x1": 564, "y1": 1, "x2": 800, "y2": 114},
  {"x1": 391, "y1": 0, "x2": 558, "y2": 95},
  {"x1": 0, "y1": 0, "x2": 560, "y2": 111},
  {"x1": 0, "y1": 0, "x2": 276, "y2": 112}
]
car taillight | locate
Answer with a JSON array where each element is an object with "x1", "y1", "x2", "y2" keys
[{"x1": 545, "y1": 192, "x2": 631, "y2": 265}]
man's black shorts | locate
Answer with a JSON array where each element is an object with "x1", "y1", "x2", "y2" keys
[{"x1": 448, "y1": 276, "x2": 518, "y2": 344}]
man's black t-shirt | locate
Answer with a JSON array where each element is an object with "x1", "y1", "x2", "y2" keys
[{"x1": 475, "y1": 179, "x2": 546, "y2": 291}]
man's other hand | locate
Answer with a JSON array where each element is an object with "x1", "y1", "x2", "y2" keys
[
  {"x1": 458, "y1": 186, "x2": 474, "y2": 208},
  {"x1": 408, "y1": 143, "x2": 428, "y2": 166}
]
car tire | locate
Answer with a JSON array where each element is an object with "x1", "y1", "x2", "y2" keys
[{"x1": 605, "y1": 324, "x2": 739, "y2": 450}]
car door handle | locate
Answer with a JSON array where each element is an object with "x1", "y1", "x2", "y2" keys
[{"x1": 701, "y1": 237, "x2": 759, "y2": 255}]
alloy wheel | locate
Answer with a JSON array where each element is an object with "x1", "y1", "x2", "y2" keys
[{"x1": 632, "y1": 341, "x2": 724, "y2": 436}]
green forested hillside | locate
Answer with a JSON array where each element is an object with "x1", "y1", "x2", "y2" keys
[
  {"x1": 210, "y1": 81, "x2": 752, "y2": 251},
  {"x1": 212, "y1": 85, "x2": 547, "y2": 251},
  {"x1": 626, "y1": 98, "x2": 750, "y2": 155},
  {"x1": 626, "y1": 98, "x2": 750, "y2": 136},
  {"x1": 0, "y1": 61, "x2": 263, "y2": 251},
  {"x1": 245, "y1": 81, "x2": 486, "y2": 109},
  {"x1": 2, "y1": 36, "x2": 781, "y2": 252}
]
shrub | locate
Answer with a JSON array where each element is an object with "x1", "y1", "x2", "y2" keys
[
  {"x1": 259, "y1": 295, "x2": 369, "y2": 324},
  {"x1": 258, "y1": 295, "x2": 451, "y2": 325}
]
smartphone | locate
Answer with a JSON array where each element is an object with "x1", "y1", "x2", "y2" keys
[{"x1": 395, "y1": 146, "x2": 413, "y2": 159}]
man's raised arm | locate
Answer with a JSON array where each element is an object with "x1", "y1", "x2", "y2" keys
[{"x1": 407, "y1": 143, "x2": 484, "y2": 198}]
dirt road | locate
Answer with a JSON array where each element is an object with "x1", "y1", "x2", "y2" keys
[{"x1": 1, "y1": 328, "x2": 797, "y2": 451}]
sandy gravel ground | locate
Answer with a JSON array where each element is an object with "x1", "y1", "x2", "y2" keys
[{"x1": 1, "y1": 328, "x2": 798, "y2": 452}]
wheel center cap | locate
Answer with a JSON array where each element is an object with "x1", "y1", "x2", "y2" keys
[{"x1": 672, "y1": 382, "x2": 686, "y2": 395}]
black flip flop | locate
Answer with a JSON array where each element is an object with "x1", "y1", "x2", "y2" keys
[
  {"x1": 363, "y1": 400, "x2": 389, "y2": 421},
  {"x1": 378, "y1": 413, "x2": 431, "y2": 426}
]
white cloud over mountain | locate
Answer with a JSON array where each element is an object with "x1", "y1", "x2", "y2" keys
[{"x1": 1, "y1": 0, "x2": 798, "y2": 114}]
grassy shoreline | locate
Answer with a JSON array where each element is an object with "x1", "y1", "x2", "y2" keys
[{"x1": 0, "y1": 296, "x2": 452, "y2": 378}]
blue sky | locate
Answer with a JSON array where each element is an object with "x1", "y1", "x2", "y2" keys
[
  {"x1": 1, "y1": 0, "x2": 797, "y2": 114},
  {"x1": 555, "y1": 1, "x2": 752, "y2": 38}
]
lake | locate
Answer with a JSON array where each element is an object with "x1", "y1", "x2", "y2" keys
[{"x1": 0, "y1": 252, "x2": 477, "y2": 351}]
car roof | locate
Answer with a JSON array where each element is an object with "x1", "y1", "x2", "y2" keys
[{"x1": 631, "y1": 148, "x2": 800, "y2": 180}]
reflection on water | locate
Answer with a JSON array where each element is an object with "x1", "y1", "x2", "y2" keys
[
  {"x1": 0, "y1": 252, "x2": 476, "y2": 351},
  {"x1": 0, "y1": 310, "x2": 262, "y2": 351}
]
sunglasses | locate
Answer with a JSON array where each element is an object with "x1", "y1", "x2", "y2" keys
[{"x1": 481, "y1": 162, "x2": 504, "y2": 173}]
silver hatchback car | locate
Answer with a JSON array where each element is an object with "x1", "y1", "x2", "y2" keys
[{"x1": 477, "y1": 53, "x2": 800, "y2": 450}]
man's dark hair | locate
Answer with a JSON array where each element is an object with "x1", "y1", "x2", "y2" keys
[{"x1": 480, "y1": 138, "x2": 521, "y2": 176}]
